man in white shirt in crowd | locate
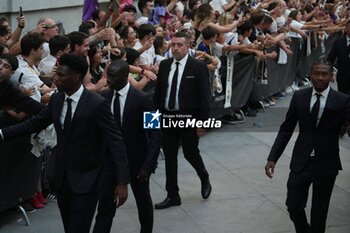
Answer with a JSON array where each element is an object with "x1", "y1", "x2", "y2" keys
[
  {"x1": 38, "y1": 35, "x2": 71, "y2": 76},
  {"x1": 12, "y1": 33, "x2": 52, "y2": 103},
  {"x1": 133, "y1": 24, "x2": 158, "y2": 73},
  {"x1": 136, "y1": 0, "x2": 154, "y2": 27}
]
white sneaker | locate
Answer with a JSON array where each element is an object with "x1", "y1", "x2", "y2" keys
[{"x1": 285, "y1": 86, "x2": 293, "y2": 94}]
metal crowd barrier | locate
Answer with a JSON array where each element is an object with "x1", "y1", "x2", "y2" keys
[
  {"x1": 0, "y1": 112, "x2": 41, "y2": 225},
  {"x1": 209, "y1": 32, "x2": 343, "y2": 117}
]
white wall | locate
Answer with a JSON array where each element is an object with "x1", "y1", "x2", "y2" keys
[{"x1": 0, "y1": 0, "x2": 111, "y2": 34}]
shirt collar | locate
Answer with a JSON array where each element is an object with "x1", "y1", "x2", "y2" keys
[
  {"x1": 65, "y1": 85, "x2": 84, "y2": 102},
  {"x1": 346, "y1": 36, "x2": 350, "y2": 46},
  {"x1": 116, "y1": 82, "x2": 130, "y2": 97},
  {"x1": 312, "y1": 85, "x2": 330, "y2": 99},
  {"x1": 173, "y1": 53, "x2": 189, "y2": 67}
]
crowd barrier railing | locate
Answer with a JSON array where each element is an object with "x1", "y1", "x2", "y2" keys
[{"x1": 209, "y1": 32, "x2": 343, "y2": 117}]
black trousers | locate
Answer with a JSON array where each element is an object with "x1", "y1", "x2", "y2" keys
[
  {"x1": 162, "y1": 127, "x2": 209, "y2": 197},
  {"x1": 93, "y1": 173, "x2": 154, "y2": 233},
  {"x1": 57, "y1": 177, "x2": 99, "y2": 233},
  {"x1": 286, "y1": 157, "x2": 337, "y2": 233}
]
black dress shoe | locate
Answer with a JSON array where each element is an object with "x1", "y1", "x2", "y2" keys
[
  {"x1": 154, "y1": 197, "x2": 181, "y2": 209},
  {"x1": 201, "y1": 178, "x2": 212, "y2": 199}
]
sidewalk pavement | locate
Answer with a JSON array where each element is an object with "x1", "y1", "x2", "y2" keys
[{"x1": 1, "y1": 93, "x2": 349, "y2": 233}]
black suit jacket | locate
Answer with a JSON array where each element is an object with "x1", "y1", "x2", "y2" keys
[
  {"x1": 268, "y1": 87, "x2": 350, "y2": 173},
  {"x1": 327, "y1": 36, "x2": 350, "y2": 92},
  {"x1": 0, "y1": 79, "x2": 44, "y2": 114},
  {"x1": 2, "y1": 88, "x2": 129, "y2": 193},
  {"x1": 101, "y1": 86, "x2": 161, "y2": 176},
  {"x1": 153, "y1": 55, "x2": 210, "y2": 120}
]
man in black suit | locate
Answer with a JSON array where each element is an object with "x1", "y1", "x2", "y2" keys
[
  {"x1": 153, "y1": 32, "x2": 212, "y2": 209},
  {"x1": 327, "y1": 20, "x2": 350, "y2": 94},
  {"x1": 327, "y1": 20, "x2": 350, "y2": 137},
  {"x1": 93, "y1": 60, "x2": 161, "y2": 233},
  {"x1": 0, "y1": 54, "x2": 43, "y2": 114},
  {"x1": 265, "y1": 59, "x2": 350, "y2": 233},
  {"x1": 0, "y1": 54, "x2": 129, "y2": 233}
]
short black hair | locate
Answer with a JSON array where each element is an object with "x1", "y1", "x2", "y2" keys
[
  {"x1": 202, "y1": 26, "x2": 219, "y2": 40},
  {"x1": 122, "y1": 5, "x2": 137, "y2": 14},
  {"x1": 137, "y1": 24, "x2": 156, "y2": 40},
  {"x1": 79, "y1": 21, "x2": 96, "y2": 35},
  {"x1": 138, "y1": 0, "x2": 152, "y2": 13},
  {"x1": 108, "y1": 59, "x2": 130, "y2": 79},
  {"x1": 153, "y1": 36, "x2": 165, "y2": 54},
  {"x1": 238, "y1": 20, "x2": 254, "y2": 35},
  {"x1": 263, "y1": 15, "x2": 273, "y2": 25},
  {"x1": 125, "y1": 48, "x2": 140, "y2": 65},
  {"x1": 110, "y1": 47, "x2": 126, "y2": 61},
  {"x1": 21, "y1": 32, "x2": 46, "y2": 56},
  {"x1": 312, "y1": 59, "x2": 332, "y2": 73},
  {"x1": 67, "y1": 31, "x2": 89, "y2": 52},
  {"x1": 59, "y1": 54, "x2": 88, "y2": 79},
  {"x1": 119, "y1": 26, "x2": 131, "y2": 40},
  {"x1": 49, "y1": 35, "x2": 70, "y2": 56},
  {"x1": 0, "y1": 54, "x2": 19, "y2": 71},
  {"x1": 173, "y1": 31, "x2": 190, "y2": 40}
]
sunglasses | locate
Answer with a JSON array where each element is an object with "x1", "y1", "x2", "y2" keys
[{"x1": 45, "y1": 24, "x2": 58, "y2": 29}]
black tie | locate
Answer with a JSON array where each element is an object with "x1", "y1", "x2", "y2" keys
[
  {"x1": 64, "y1": 98, "x2": 72, "y2": 134},
  {"x1": 310, "y1": 93, "x2": 322, "y2": 127},
  {"x1": 168, "y1": 62, "x2": 179, "y2": 110},
  {"x1": 113, "y1": 92, "x2": 121, "y2": 127}
]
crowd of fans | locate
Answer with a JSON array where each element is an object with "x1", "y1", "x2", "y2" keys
[{"x1": 0, "y1": 0, "x2": 349, "y2": 211}]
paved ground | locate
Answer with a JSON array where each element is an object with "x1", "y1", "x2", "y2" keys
[{"x1": 1, "y1": 92, "x2": 350, "y2": 233}]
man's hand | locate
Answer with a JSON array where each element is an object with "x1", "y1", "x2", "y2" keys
[
  {"x1": 40, "y1": 93, "x2": 51, "y2": 104},
  {"x1": 265, "y1": 161, "x2": 276, "y2": 179},
  {"x1": 143, "y1": 70, "x2": 157, "y2": 81},
  {"x1": 17, "y1": 16, "x2": 25, "y2": 28},
  {"x1": 114, "y1": 184, "x2": 128, "y2": 208},
  {"x1": 137, "y1": 169, "x2": 150, "y2": 183},
  {"x1": 20, "y1": 85, "x2": 34, "y2": 96}
]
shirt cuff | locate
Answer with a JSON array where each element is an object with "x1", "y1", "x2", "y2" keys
[{"x1": 0, "y1": 129, "x2": 3, "y2": 140}]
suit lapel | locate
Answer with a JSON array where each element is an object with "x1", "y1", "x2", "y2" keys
[
  {"x1": 179, "y1": 56, "x2": 191, "y2": 91},
  {"x1": 55, "y1": 92, "x2": 65, "y2": 130},
  {"x1": 105, "y1": 88, "x2": 114, "y2": 103},
  {"x1": 122, "y1": 87, "x2": 135, "y2": 127},
  {"x1": 317, "y1": 88, "x2": 335, "y2": 128},
  {"x1": 69, "y1": 89, "x2": 89, "y2": 133},
  {"x1": 163, "y1": 59, "x2": 173, "y2": 88}
]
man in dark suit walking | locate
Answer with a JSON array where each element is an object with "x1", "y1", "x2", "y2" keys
[
  {"x1": 327, "y1": 20, "x2": 350, "y2": 94},
  {"x1": 0, "y1": 54, "x2": 129, "y2": 233},
  {"x1": 327, "y1": 20, "x2": 350, "y2": 137},
  {"x1": 265, "y1": 59, "x2": 350, "y2": 233},
  {"x1": 153, "y1": 32, "x2": 212, "y2": 209},
  {"x1": 93, "y1": 60, "x2": 161, "y2": 233}
]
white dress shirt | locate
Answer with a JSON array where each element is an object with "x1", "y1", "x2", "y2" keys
[
  {"x1": 347, "y1": 36, "x2": 350, "y2": 46},
  {"x1": 38, "y1": 54, "x2": 57, "y2": 75},
  {"x1": 165, "y1": 53, "x2": 189, "y2": 111},
  {"x1": 60, "y1": 85, "x2": 84, "y2": 128},
  {"x1": 133, "y1": 40, "x2": 156, "y2": 66},
  {"x1": 310, "y1": 85, "x2": 330, "y2": 126},
  {"x1": 111, "y1": 83, "x2": 130, "y2": 125}
]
